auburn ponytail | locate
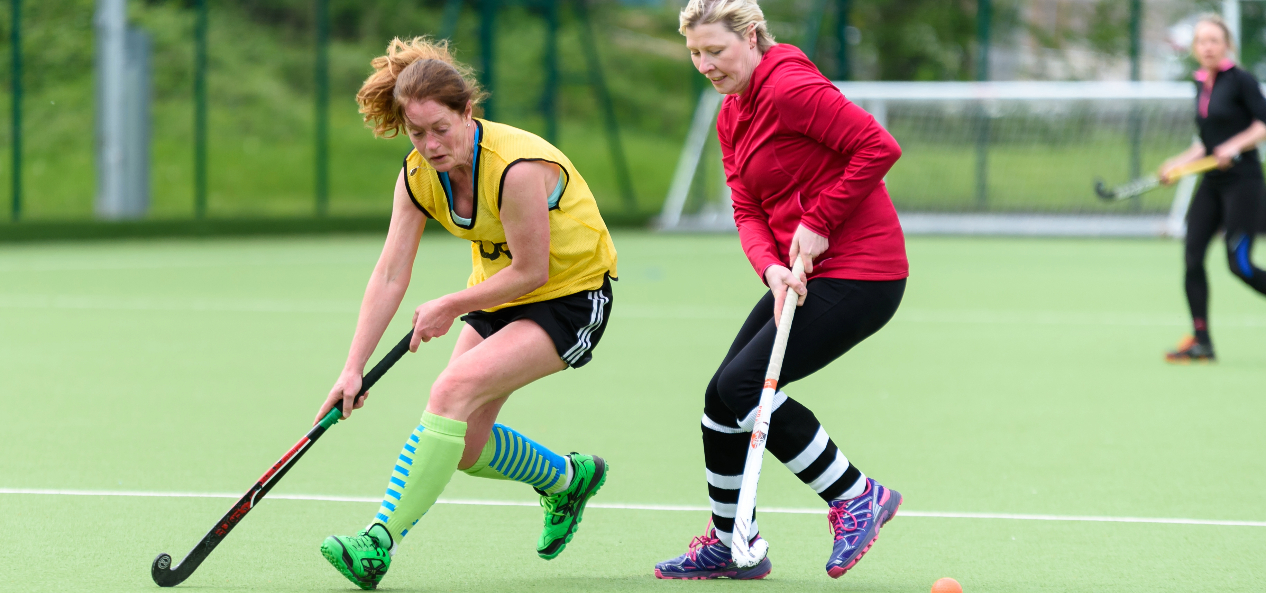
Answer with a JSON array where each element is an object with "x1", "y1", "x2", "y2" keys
[{"x1": 357, "y1": 37, "x2": 489, "y2": 138}]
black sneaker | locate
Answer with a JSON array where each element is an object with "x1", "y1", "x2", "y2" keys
[{"x1": 1165, "y1": 336, "x2": 1215, "y2": 364}]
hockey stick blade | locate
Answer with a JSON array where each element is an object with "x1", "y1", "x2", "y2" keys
[
  {"x1": 1093, "y1": 179, "x2": 1116, "y2": 201},
  {"x1": 1095, "y1": 176, "x2": 1159, "y2": 202},
  {"x1": 731, "y1": 259, "x2": 804, "y2": 569},
  {"x1": 150, "y1": 329, "x2": 414, "y2": 587}
]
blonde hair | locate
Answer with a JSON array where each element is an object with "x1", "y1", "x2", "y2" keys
[
  {"x1": 1193, "y1": 13, "x2": 1237, "y2": 52},
  {"x1": 678, "y1": 0, "x2": 776, "y2": 54},
  {"x1": 356, "y1": 37, "x2": 489, "y2": 139}
]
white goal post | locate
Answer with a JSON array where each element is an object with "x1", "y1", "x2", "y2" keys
[{"x1": 657, "y1": 81, "x2": 1230, "y2": 238}]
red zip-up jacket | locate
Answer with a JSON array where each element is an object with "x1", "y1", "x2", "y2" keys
[{"x1": 718, "y1": 44, "x2": 908, "y2": 283}]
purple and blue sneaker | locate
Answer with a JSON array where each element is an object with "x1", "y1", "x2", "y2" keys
[
  {"x1": 825, "y1": 477, "x2": 901, "y2": 579},
  {"x1": 654, "y1": 522, "x2": 772, "y2": 580}
]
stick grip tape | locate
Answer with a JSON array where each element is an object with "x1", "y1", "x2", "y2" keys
[{"x1": 333, "y1": 329, "x2": 414, "y2": 415}]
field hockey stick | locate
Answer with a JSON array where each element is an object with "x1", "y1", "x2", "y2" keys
[
  {"x1": 151, "y1": 329, "x2": 415, "y2": 588},
  {"x1": 1094, "y1": 155, "x2": 1224, "y2": 201},
  {"x1": 731, "y1": 257, "x2": 806, "y2": 569}
]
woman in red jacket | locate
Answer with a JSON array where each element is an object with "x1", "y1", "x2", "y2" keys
[{"x1": 655, "y1": 0, "x2": 908, "y2": 581}]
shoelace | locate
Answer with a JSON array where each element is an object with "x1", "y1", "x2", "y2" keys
[
  {"x1": 686, "y1": 519, "x2": 721, "y2": 562},
  {"x1": 350, "y1": 531, "x2": 387, "y2": 553},
  {"x1": 827, "y1": 504, "x2": 861, "y2": 541},
  {"x1": 541, "y1": 492, "x2": 576, "y2": 520},
  {"x1": 348, "y1": 533, "x2": 374, "y2": 551},
  {"x1": 541, "y1": 458, "x2": 582, "y2": 520}
]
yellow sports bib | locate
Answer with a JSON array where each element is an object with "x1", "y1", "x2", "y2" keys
[{"x1": 403, "y1": 119, "x2": 618, "y2": 311}]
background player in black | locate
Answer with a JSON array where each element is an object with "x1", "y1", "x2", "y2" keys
[{"x1": 1159, "y1": 14, "x2": 1266, "y2": 363}]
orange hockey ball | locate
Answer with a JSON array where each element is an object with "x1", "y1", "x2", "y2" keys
[{"x1": 932, "y1": 577, "x2": 962, "y2": 593}]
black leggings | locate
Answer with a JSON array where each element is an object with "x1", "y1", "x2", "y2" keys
[
  {"x1": 704, "y1": 278, "x2": 906, "y2": 423},
  {"x1": 700, "y1": 277, "x2": 904, "y2": 544},
  {"x1": 1184, "y1": 168, "x2": 1266, "y2": 338}
]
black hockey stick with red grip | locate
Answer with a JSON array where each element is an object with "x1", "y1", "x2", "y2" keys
[{"x1": 150, "y1": 329, "x2": 414, "y2": 587}]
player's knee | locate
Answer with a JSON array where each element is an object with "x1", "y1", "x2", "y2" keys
[
  {"x1": 714, "y1": 366, "x2": 758, "y2": 416},
  {"x1": 1226, "y1": 256, "x2": 1256, "y2": 281},
  {"x1": 1225, "y1": 234, "x2": 1257, "y2": 280},
  {"x1": 1184, "y1": 265, "x2": 1206, "y2": 285},
  {"x1": 428, "y1": 371, "x2": 478, "y2": 417},
  {"x1": 1183, "y1": 249, "x2": 1205, "y2": 271}
]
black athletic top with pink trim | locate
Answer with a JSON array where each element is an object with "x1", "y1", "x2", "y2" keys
[{"x1": 1195, "y1": 60, "x2": 1266, "y2": 175}]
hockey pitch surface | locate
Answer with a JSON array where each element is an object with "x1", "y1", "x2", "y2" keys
[{"x1": 2, "y1": 232, "x2": 1264, "y2": 592}]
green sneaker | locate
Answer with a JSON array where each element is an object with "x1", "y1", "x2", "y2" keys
[
  {"x1": 537, "y1": 453, "x2": 607, "y2": 560},
  {"x1": 320, "y1": 523, "x2": 393, "y2": 590}
]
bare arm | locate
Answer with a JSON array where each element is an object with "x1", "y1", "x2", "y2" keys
[
  {"x1": 315, "y1": 169, "x2": 426, "y2": 422},
  {"x1": 1159, "y1": 140, "x2": 1208, "y2": 183},
  {"x1": 408, "y1": 161, "x2": 557, "y2": 348}
]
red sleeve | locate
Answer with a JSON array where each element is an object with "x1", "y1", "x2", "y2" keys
[
  {"x1": 719, "y1": 116, "x2": 783, "y2": 283},
  {"x1": 772, "y1": 72, "x2": 902, "y2": 237}
]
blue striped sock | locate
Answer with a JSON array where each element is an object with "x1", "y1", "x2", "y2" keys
[
  {"x1": 374, "y1": 424, "x2": 424, "y2": 537},
  {"x1": 371, "y1": 413, "x2": 465, "y2": 542},
  {"x1": 462, "y1": 424, "x2": 571, "y2": 494}
]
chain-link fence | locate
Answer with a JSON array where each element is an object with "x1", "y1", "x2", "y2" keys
[
  {"x1": 0, "y1": 0, "x2": 1234, "y2": 233},
  {"x1": 1, "y1": 0, "x2": 703, "y2": 229}
]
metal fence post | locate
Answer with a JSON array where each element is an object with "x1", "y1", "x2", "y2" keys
[
  {"x1": 541, "y1": 0, "x2": 559, "y2": 144},
  {"x1": 1224, "y1": 0, "x2": 1241, "y2": 52},
  {"x1": 95, "y1": 0, "x2": 127, "y2": 219},
  {"x1": 194, "y1": 0, "x2": 208, "y2": 218},
  {"x1": 800, "y1": 0, "x2": 829, "y2": 60},
  {"x1": 315, "y1": 0, "x2": 330, "y2": 216},
  {"x1": 480, "y1": 0, "x2": 497, "y2": 120},
  {"x1": 975, "y1": 0, "x2": 991, "y2": 210},
  {"x1": 123, "y1": 27, "x2": 151, "y2": 218},
  {"x1": 835, "y1": 0, "x2": 850, "y2": 81},
  {"x1": 1128, "y1": 0, "x2": 1143, "y2": 212},
  {"x1": 9, "y1": 0, "x2": 20, "y2": 222},
  {"x1": 574, "y1": 0, "x2": 637, "y2": 213},
  {"x1": 440, "y1": 0, "x2": 462, "y2": 41}
]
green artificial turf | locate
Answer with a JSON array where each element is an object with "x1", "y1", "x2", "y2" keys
[{"x1": 2, "y1": 232, "x2": 1265, "y2": 592}]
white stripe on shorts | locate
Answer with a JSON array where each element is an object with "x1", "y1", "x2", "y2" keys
[
  {"x1": 561, "y1": 293, "x2": 599, "y2": 363},
  {"x1": 562, "y1": 289, "x2": 608, "y2": 364}
]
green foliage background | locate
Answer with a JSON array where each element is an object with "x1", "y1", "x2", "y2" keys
[
  {"x1": 0, "y1": 0, "x2": 701, "y2": 221},
  {"x1": 0, "y1": 0, "x2": 1213, "y2": 223}
]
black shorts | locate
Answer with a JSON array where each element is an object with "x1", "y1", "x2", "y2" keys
[{"x1": 461, "y1": 275, "x2": 613, "y2": 368}]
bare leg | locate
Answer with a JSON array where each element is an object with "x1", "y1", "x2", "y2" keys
[
  {"x1": 436, "y1": 321, "x2": 566, "y2": 467},
  {"x1": 445, "y1": 326, "x2": 506, "y2": 469}
]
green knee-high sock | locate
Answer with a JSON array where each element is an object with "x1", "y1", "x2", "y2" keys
[
  {"x1": 461, "y1": 423, "x2": 572, "y2": 495},
  {"x1": 373, "y1": 411, "x2": 466, "y2": 544}
]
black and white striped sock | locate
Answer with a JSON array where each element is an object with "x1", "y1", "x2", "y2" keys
[
  {"x1": 700, "y1": 421, "x2": 754, "y2": 548},
  {"x1": 700, "y1": 392, "x2": 864, "y2": 547},
  {"x1": 766, "y1": 396, "x2": 866, "y2": 502}
]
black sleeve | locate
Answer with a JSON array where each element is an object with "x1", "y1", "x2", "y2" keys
[{"x1": 1238, "y1": 69, "x2": 1266, "y2": 122}]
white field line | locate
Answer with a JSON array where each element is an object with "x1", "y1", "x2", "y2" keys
[
  {"x1": 6, "y1": 295, "x2": 1266, "y2": 329},
  {"x1": 3, "y1": 488, "x2": 1265, "y2": 528}
]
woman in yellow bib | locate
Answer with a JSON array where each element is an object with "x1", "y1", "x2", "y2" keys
[{"x1": 313, "y1": 38, "x2": 616, "y2": 589}]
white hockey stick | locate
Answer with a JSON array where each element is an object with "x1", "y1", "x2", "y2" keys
[{"x1": 731, "y1": 258, "x2": 805, "y2": 568}]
